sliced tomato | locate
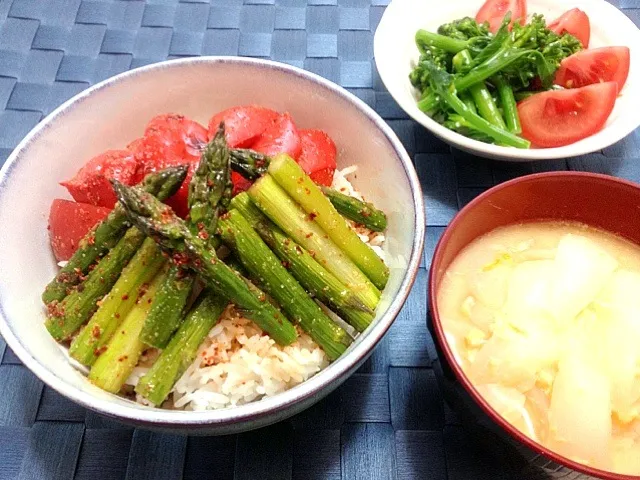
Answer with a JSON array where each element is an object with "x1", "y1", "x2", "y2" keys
[
  {"x1": 548, "y1": 8, "x2": 590, "y2": 47},
  {"x1": 475, "y1": 0, "x2": 526, "y2": 33},
  {"x1": 132, "y1": 114, "x2": 208, "y2": 218},
  {"x1": 208, "y1": 105, "x2": 279, "y2": 148},
  {"x1": 61, "y1": 150, "x2": 137, "y2": 208},
  {"x1": 296, "y1": 129, "x2": 337, "y2": 186},
  {"x1": 518, "y1": 82, "x2": 617, "y2": 148},
  {"x1": 231, "y1": 171, "x2": 253, "y2": 196},
  {"x1": 251, "y1": 113, "x2": 302, "y2": 159},
  {"x1": 554, "y1": 47, "x2": 630, "y2": 93},
  {"x1": 48, "y1": 199, "x2": 111, "y2": 261},
  {"x1": 140, "y1": 113, "x2": 208, "y2": 165}
]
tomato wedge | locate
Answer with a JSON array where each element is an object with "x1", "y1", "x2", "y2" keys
[
  {"x1": 475, "y1": 0, "x2": 526, "y2": 33},
  {"x1": 297, "y1": 129, "x2": 337, "y2": 186},
  {"x1": 61, "y1": 149, "x2": 137, "y2": 208},
  {"x1": 208, "y1": 105, "x2": 279, "y2": 148},
  {"x1": 144, "y1": 113, "x2": 208, "y2": 158},
  {"x1": 518, "y1": 82, "x2": 617, "y2": 148},
  {"x1": 554, "y1": 47, "x2": 630, "y2": 93},
  {"x1": 231, "y1": 171, "x2": 253, "y2": 196},
  {"x1": 548, "y1": 8, "x2": 590, "y2": 47},
  {"x1": 48, "y1": 199, "x2": 111, "y2": 261},
  {"x1": 252, "y1": 113, "x2": 302, "y2": 159},
  {"x1": 132, "y1": 114, "x2": 208, "y2": 217}
]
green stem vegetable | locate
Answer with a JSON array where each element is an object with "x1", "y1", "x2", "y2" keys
[
  {"x1": 231, "y1": 193, "x2": 375, "y2": 332},
  {"x1": 112, "y1": 180, "x2": 298, "y2": 346},
  {"x1": 422, "y1": 61, "x2": 530, "y2": 148},
  {"x1": 417, "y1": 48, "x2": 534, "y2": 114},
  {"x1": 320, "y1": 187, "x2": 387, "y2": 232},
  {"x1": 42, "y1": 166, "x2": 187, "y2": 305},
  {"x1": 493, "y1": 75, "x2": 522, "y2": 134},
  {"x1": 415, "y1": 29, "x2": 469, "y2": 54},
  {"x1": 247, "y1": 175, "x2": 380, "y2": 310},
  {"x1": 88, "y1": 273, "x2": 163, "y2": 393},
  {"x1": 141, "y1": 126, "x2": 230, "y2": 348},
  {"x1": 45, "y1": 227, "x2": 147, "y2": 341},
  {"x1": 135, "y1": 290, "x2": 227, "y2": 405},
  {"x1": 68, "y1": 237, "x2": 165, "y2": 365},
  {"x1": 138, "y1": 266, "x2": 196, "y2": 349},
  {"x1": 267, "y1": 155, "x2": 389, "y2": 290},
  {"x1": 219, "y1": 209, "x2": 352, "y2": 359},
  {"x1": 229, "y1": 149, "x2": 270, "y2": 180},
  {"x1": 453, "y1": 50, "x2": 506, "y2": 129}
]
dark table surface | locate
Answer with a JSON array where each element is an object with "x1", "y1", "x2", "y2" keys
[{"x1": 0, "y1": 0, "x2": 639, "y2": 479}]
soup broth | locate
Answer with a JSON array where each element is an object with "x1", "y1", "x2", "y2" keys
[{"x1": 438, "y1": 221, "x2": 640, "y2": 475}]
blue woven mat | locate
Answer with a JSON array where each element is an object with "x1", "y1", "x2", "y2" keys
[{"x1": 1, "y1": 1, "x2": 639, "y2": 479}]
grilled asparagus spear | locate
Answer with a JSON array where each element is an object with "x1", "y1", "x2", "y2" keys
[
  {"x1": 139, "y1": 125, "x2": 231, "y2": 348},
  {"x1": 218, "y1": 209, "x2": 352, "y2": 359},
  {"x1": 42, "y1": 166, "x2": 187, "y2": 304},
  {"x1": 248, "y1": 175, "x2": 380, "y2": 310},
  {"x1": 112, "y1": 180, "x2": 298, "y2": 346},
  {"x1": 135, "y1": 290, "x2": 228, "y2": 405},
  {"x1": 231, "y1": 193, "x2": 375, "y2": 332},
  {"x1": 267, "y1": 154, "x2": 389, "y2": 290}
]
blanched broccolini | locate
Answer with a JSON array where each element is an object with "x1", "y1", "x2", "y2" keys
[
  {"x1": 437, "y1": 17, "x2": 490, "y2": 41},
  {"x1": 410, "y1": 13, "x2": 583, "y2": 147}
]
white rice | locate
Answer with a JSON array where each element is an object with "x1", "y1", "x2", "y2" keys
[{"x1": 125, "y1": 167, "x2": 384, "y2": 410}]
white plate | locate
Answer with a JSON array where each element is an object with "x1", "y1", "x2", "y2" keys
[{"x1": 374, "y1": 0, "x2": 640, "y2": 161}]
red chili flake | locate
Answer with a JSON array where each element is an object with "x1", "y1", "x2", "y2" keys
[
  {"x1": 284, "y1": 238, "x2": 291, "y2": 246},
  {"x1": 46, "y1": 302, "x2": 63, "y2": 318},
  {"x1": 323, "y1": 234, "x2": 328, "y2": 239},
  {"x1": 87, "y1": 234, "x2": 96, "y2": 245},
  {"x1": 94, "y1": 346, "x2": 108, "y2": 357},
  {"x1": 361, "y1": 210, "x2": 371, "y2": 217},
  {"x1": 161, "y1": 207, "x2": 173, "y2": 223},
  {"x1": 281, "y1": 261, "x2": 291, "y2": 269},
  {"x1": 58, "y1": 271, "x2": 76, "y2": 283},
  {"x1": 194, "y1": 258, "x2": 203, "y2": 269},
  {"x1": 295, "y1": 245, "x2": 303, "y2": 254},
  {"x1": 172, "y1": 252, "x2": 190, "y2": 267},
  {"x1": 297, "y1": 177, "x2": 304, "y2": 184},
  {"x1": 136, "y1": 283, "x2": 149, "y2": 302},
  {"x1": 115, "y1": 313, "x2": 120, "y2": 319},
  {"x1": 121, "y1": 294, "x2": 129, "y2": 301},
  {"x1": 307, "y1": 212, "x2": 317, "y2": 221},
  {"x1": 309, "y1": 250, "x2": 316, "y2": 258},
  {"x1": 91, "y1": 325, "x2": 101, "y2": 338},
  {"x1": 197, "y1": 222, "x2": 206, "y2": 231},
  {"x1": 117, "y1": 355, "x2": 128, "y2": 362},
  {"x1": 198, "y1": 230, "x2": 210, "y2": 240},
  {"x1": 305, "y1": 232, "x2": 313, "y2": 238},
  {"x1": 304, "y1": 187, "x2": 311, "y2": 195},
  {"x1": 220, "y1": 212, "x2": 230, "y2": 221}
]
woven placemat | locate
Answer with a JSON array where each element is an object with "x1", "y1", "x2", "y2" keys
[{"x1": 1, "y1": 0, "x2": 639, "y2": 479}]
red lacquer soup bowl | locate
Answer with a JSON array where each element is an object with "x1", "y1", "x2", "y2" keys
[{"x1": 428, "y1": 171, "x2": 640, "y2": 480}]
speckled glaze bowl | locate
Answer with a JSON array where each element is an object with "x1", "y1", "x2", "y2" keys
[
  {"x1": 0, "y1": 57, "x2": 425, "y2": 434},
  {"x1": 428, "y1": 172, "x2": 640, "y2": 479}
]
